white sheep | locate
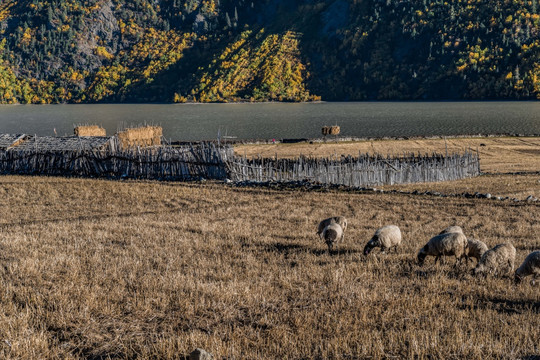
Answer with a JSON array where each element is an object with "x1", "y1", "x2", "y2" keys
[
  {"x1": 417, "y1": 232, "x2": 468, "y2": 266},
  {"x1": 321, "y1": 222, "x2": 344, "y2": 253},
  {"x1": 474, "y1": 243, "x2": 516, "y2": 276},
  {"x1": 465, "y1": 238, "x2": 489, "y2": 265},
  {"x1": 317, "y1": 216, "x2": 347, "y2": 242},
  {"x1": 515, "y1": 251, "x2": 540, "y2": 284},
  {"x1": 438, "y1": 226, "x2": 487, "y2": 265},
  {"x1": 363, "y1": 225, "x2": 402, "y2": 255},
  {"x1": 439, "y1": 225, "x2": 464, "y2": 235}
]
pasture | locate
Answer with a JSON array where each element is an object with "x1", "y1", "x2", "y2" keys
[
  {"x1": 0, "y1": 136, "x2": 538, "y2": 358},
  {"x1": 0, "y1": 173, "x2": 538, "y2": 358}
]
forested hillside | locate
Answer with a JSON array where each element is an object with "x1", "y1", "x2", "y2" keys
[{"x1": 0, "y1": 0, "x2": 538, "y2": 103}]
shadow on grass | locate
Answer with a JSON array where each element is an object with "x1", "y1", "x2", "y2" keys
[
  {"x1": 0, "y1": 209, "x2": 178, "y2": 229},
  {"x1": 83, "y1": 354, "x2": 188, "y2": 360},
  {"x1": 460, "y1": 296, "x2": 540, "y2": 315},
  {"x1": 410, "y1": 262, "x2": 475, "y2": 281},
  {"x1": 251, "y1": 241, "x2": 363, "y2": 257},
  {"x1": 516, "y1": 244, "x2": 540, "y2": 252}
]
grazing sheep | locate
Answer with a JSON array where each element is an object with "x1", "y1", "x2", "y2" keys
[
  {"x1": 317, "y1": 216, "x2": 348, "y2": 242},
  {"x1": 438, "y1": 226, "x2": 487, "y2": 265},
  {"x1": 417, "y1": 232, "x2": 468, "y2": 266},
  {"x1": 474, "y1": 243, "x2": 516, "y2": 276},
  {"x1": 439, "y1": 225, "x2": 464, "y2": 235},
  {"x1": 363, "y1": 225, "x2": 402, "y2": 255},
  {"x1": 465, "y1": 238, "x2": 489, "y2": 264},
  {"x1": 515, "y1": 251, "x2": 540, "y2": 284},
  {"x1": 322, "y1": 223, "x2": 344, "y2": 253}
]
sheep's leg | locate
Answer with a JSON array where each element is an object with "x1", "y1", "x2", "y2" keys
[
  {"x1": 507, "y1": 260, "x2": 514, "y2": 275},
  {"x1": 453, "y1": 256, "x2": 460, "y2": 268}
]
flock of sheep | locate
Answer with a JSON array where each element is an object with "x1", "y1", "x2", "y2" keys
[{"x1": 317, "y1": 216, "x2": 540, "y2": 284}]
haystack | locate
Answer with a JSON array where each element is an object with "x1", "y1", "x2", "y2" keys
[
  {"x1": 116, "y1": 125, "x2": 162, "y2": 149},
  {"x1": 74, "y1": 125, "x2": 106, "y2": 137},
  {"x1": 329, "y1": 126, "x2": 340, "y2": 135},
  {"x1": 322, "y1": 125, "x2": 340, "y2": 136}
]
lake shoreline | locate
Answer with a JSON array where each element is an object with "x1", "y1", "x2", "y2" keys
[{"x1": 172, "y1": 132, "x2": 540, "y2": 145}]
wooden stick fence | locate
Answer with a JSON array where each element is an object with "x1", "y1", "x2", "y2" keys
[
  {"x1": 226, "y1": 151, "x2": 481, "y2": 186},
  {"x1": 0, "y1": 142, "x2": 232, "y2": 180},
  {"x1": 0, "y1": 133, "x2": 481, "y2": 187}
]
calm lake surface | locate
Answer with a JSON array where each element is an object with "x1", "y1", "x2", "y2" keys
[{"x1": 0, "y1": 102, "x2": 538, "y2": 141}]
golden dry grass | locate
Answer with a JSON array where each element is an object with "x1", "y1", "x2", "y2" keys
[
  {"x1": 381, "y1": 174, "x2": 539, "y2": 200},
  {"x1": 74, "y1": 125, "x2": 107, "y2": 137},
  {"x1": 0, "y1": 176, "x2": 539, "y2": 359},
  {"x1": 116, "y1": 126, "x2": 162, "y2": 149},
  {"x1": 235, "y1": 137, "x2": 540, "y2": 174}
]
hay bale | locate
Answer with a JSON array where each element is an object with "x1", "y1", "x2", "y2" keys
[
  {"x1": 329, "y1": 126, "x2": 340, "y2": 135},
  {"x1": 116, "y1": 125, "x2": 162, "y2": 149},
  {"x1": 74, "y1": 125, "x2": 106, "y2": 137},
  {"x1": 322, "y1": 125, "x2": 340, "y2": 136}
]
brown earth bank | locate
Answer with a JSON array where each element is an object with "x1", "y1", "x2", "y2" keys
[{"x1": 0, "y1": 176, "x2": 538, "y2": 359}]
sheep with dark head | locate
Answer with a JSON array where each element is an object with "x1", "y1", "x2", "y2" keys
[
  {"x1": 317, "y1": 216, "x2": 347, "y2": 242},
  {"x1": 321, "y1": 222, "x2": 344, "y2": 253},
  {"x1": 363, "y1": 225, "x2": 402, "y2": 256}
]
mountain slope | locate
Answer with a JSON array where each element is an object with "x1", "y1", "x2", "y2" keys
[{"x1": 0, "y1": 0, "x2": 538, "y2": 103}]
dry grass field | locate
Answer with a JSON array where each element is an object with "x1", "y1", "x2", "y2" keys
[{"x1": 0, "y1": 172, "x2": 539, "y2": 358}]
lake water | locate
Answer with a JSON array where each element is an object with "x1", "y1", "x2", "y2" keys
[{"x1": 0, "y1": 102, "x2": 538, "y2": 141}]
